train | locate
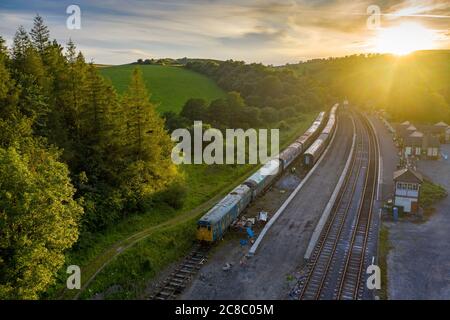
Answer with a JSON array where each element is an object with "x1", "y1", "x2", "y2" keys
[
  {"x1": 303, "y1": 103, "x2": 339, "y2": 169},
  {"x1": 196, "y1": 106, "x2": 338, "y2": 242}
]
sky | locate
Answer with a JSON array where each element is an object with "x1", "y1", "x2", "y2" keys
[{"x1": 0, "y1": 0, "x2": 449, "y2": 65}]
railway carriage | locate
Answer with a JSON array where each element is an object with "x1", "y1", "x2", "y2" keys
[
  {"x1": 243, "y1": 159, "x2": 281, "y2": 199},
  {"x1": 302, "y1": 104, "x2": 339, "y2": 168},
  {"x1": 278, "y1": 142, "x2": 303, "y2": 169},
  {"x1": 303, "y1": 134, "x2": 327, "y2": 168},
  {"x1": 296, "y1": 111, "x2": 327, "y2": 150}
]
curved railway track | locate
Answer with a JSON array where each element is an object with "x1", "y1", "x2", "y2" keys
[{"x1": 295, "y1": 111, "x2": 378, "y2": 300}]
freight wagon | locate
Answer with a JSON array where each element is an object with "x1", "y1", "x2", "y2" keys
[{"x1": 196, "y1": 108, "x2": 334, "y2": 242}]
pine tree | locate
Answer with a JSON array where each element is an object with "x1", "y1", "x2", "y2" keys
[
  {"x1": 120, "y1": 67, "x2": 178, "y2": 210},
  {"x1": 78, "y1": 64, "x2": 122, "y2": 181},
  {"x1": 122, "y1": 67, "x2": 156, "y2": 161},
  {"x1": 55, "y1": 40, "x2": 88, "y2": 166},
  {"x1": 30, "y1": 14, "x2": 50, "y2": 55},
  {"x1": 0, "y1": 37, "x2": 10, "y2": 102},
  {"x1": 12, "y1": 26, "x2": 31, "y2": 65}
]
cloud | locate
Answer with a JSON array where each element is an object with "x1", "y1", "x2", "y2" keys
[{"x1": 0, "y1": 0, "x2": 448, "y2": 65}]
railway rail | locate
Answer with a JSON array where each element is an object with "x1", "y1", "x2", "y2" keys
[
  {"x1": 148, "y1": 244, "x2": 210, "y2": 300},
  {"x1": 293, "y1": 111, "x2": 379, "y2": 300}
]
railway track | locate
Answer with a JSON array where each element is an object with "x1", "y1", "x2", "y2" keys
[
  {"x1": 293, "y1": 112, "x2": 378, "y2": 300},
  {"x1": 148, "y1": 244, "x2": 210, "y2": 300}
]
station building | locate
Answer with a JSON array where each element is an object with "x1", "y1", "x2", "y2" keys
[
  {"x1": 394, "y1": 121, "x2": 447, "y2": 159},
  {"x1": 393, "y1": 168, "x2": 423, "y2": 213}
]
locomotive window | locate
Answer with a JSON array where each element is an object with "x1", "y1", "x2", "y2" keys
[{"x1": 207, "y1": 226, "x2": 211, "y2": 231}]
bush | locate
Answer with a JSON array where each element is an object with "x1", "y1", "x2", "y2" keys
[
  {"x1": 261, "y1": 107, "x2": 278, "y2": 123},
  {"x1": 280, "y1": 106, "x2": 296, "y2": 119},
  {"x1": 155, "y1": 180, "x2": 187, "y2": 209},
  {"x1": 278, "y1": 120, "x2": 290, "y2": 130},
  {"x1": 420, "y1": 180, "x2": 448, "y2": 208}
]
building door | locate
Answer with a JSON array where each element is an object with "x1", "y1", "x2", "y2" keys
[{"x1": 411, "y1": 201, "x2": 419, "y2": 213}]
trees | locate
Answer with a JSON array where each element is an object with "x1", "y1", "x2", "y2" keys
[
  {"x1": 186, "y1": 59, "x2": 325, "y2": 120},
  {"x1": 30, "y1": 15, "x2": 50, "y2": 55},
  {"x1": 180, "y1": 98, "x2": 207, "y2": 121},
  {"x1": 1, "y1": 17, "x2": 185, "y2": 298},
  {"x1": 261, "y1": 107, "x2": 279, "y2": 124},
  {"x1": 0, "y1": 142, "x2": 83, "y2": 299},
  {"x1": 120, "y1": 67, "x2": 179, "y2": 211},
  {"x1": 0, "y1": 43, "x2": 82, "y2": 299}
]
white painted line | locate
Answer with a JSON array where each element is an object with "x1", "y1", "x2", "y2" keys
[
  {"x1": 304, "y1": 115, "x2": 356, "y2": 260},
  {"x1": 248, "y1": 114, "x2": 341, "y2": 257},
  {"x1": 366, "y1": 116, "x2": 383, "y2": 201}
]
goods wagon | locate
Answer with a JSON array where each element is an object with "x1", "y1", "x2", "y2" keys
[
  {"x1": 196, "y1": 107, "x2": 339, "y2": 242},
  {"x1": 302, "y1": 105, "x2": 339, "y2": 168}
]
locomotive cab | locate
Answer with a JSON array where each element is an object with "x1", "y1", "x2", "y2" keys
[{"x1": 197, "y1": 221, "x2": 213, "y2": 242}]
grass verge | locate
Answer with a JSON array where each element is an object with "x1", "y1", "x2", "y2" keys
[{"x1": 378, "y1": 224, "x2": 392, "y2": 300}]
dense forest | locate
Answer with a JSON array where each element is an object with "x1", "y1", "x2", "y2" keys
[
  {"x1": 0, "y1": 16, "x2": 181, "y2": 299},
  {"x1": 172, "y1": 60, "x2": 332, "y2": 131},
  {"x1": 286, "y1": 52, "x2": 450, "y2": 123}
]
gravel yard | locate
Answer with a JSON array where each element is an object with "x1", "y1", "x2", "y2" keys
[{"x1": 386, "y1": 145, "x2": 450, "y2": 299}]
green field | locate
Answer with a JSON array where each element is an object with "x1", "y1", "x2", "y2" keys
[{"x1": 100, "y1": 65, "x2": 226, "y2": 113}]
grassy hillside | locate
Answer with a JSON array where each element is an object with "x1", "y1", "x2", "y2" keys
[{"x1": 100, "y1": 64, "x2": 226, "y2": 113}]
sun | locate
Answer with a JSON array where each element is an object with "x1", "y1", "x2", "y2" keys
[{"x1": 373, "y1": 22, "x2": 436, "y2": 55}]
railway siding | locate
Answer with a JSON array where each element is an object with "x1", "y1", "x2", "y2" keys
[{"x1": 182, "y1": 111, "x2": 353, "y2": 300}]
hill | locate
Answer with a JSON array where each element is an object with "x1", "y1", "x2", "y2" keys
[
  {"x1": 286, "y1": 50, "x2": 450, "y2": 123},
  {"x1": 100, "y1": 64, "x2": 226, "y2": 113}
]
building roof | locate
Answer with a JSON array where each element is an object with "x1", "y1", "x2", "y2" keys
[
  {"x1": 406, "y1": 125, "x2": 417, "y2": 131},
  {"x1": 394, "y1": 168, "x2": 423, "y2": 183},
  {"x1": 394, "y1": 124, "x2": 411, "y2": 140},
  {"x1": 401, "y1": 121, "x2": 411, "y2": 126},
  {"x1": 404, "y1": 132, "x2": 423, "y2": 146},
  {"x1": 435, "y1": 121, "x2": 449, "y2": 127},
  {"x1": 410, "y1": 131, "x2": 424, "y2": 138},
  {"x1": 416, "y1": 124, "x2": 443, "y2": 135}
]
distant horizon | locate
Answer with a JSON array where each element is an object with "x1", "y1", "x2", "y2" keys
[{"x1": 96, "y1": 49, "x2": 450, "y2": 67}]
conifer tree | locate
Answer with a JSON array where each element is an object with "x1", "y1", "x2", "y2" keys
[
  {"x1": 11, "y1": 26, "x2": 31, "y2": 65},
  {"x1": 120, "y1": 68, "x2": 178, "y2": 209},
  {"x1": 30, "y1": 14, "x2": 50, "y2": 55}
]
